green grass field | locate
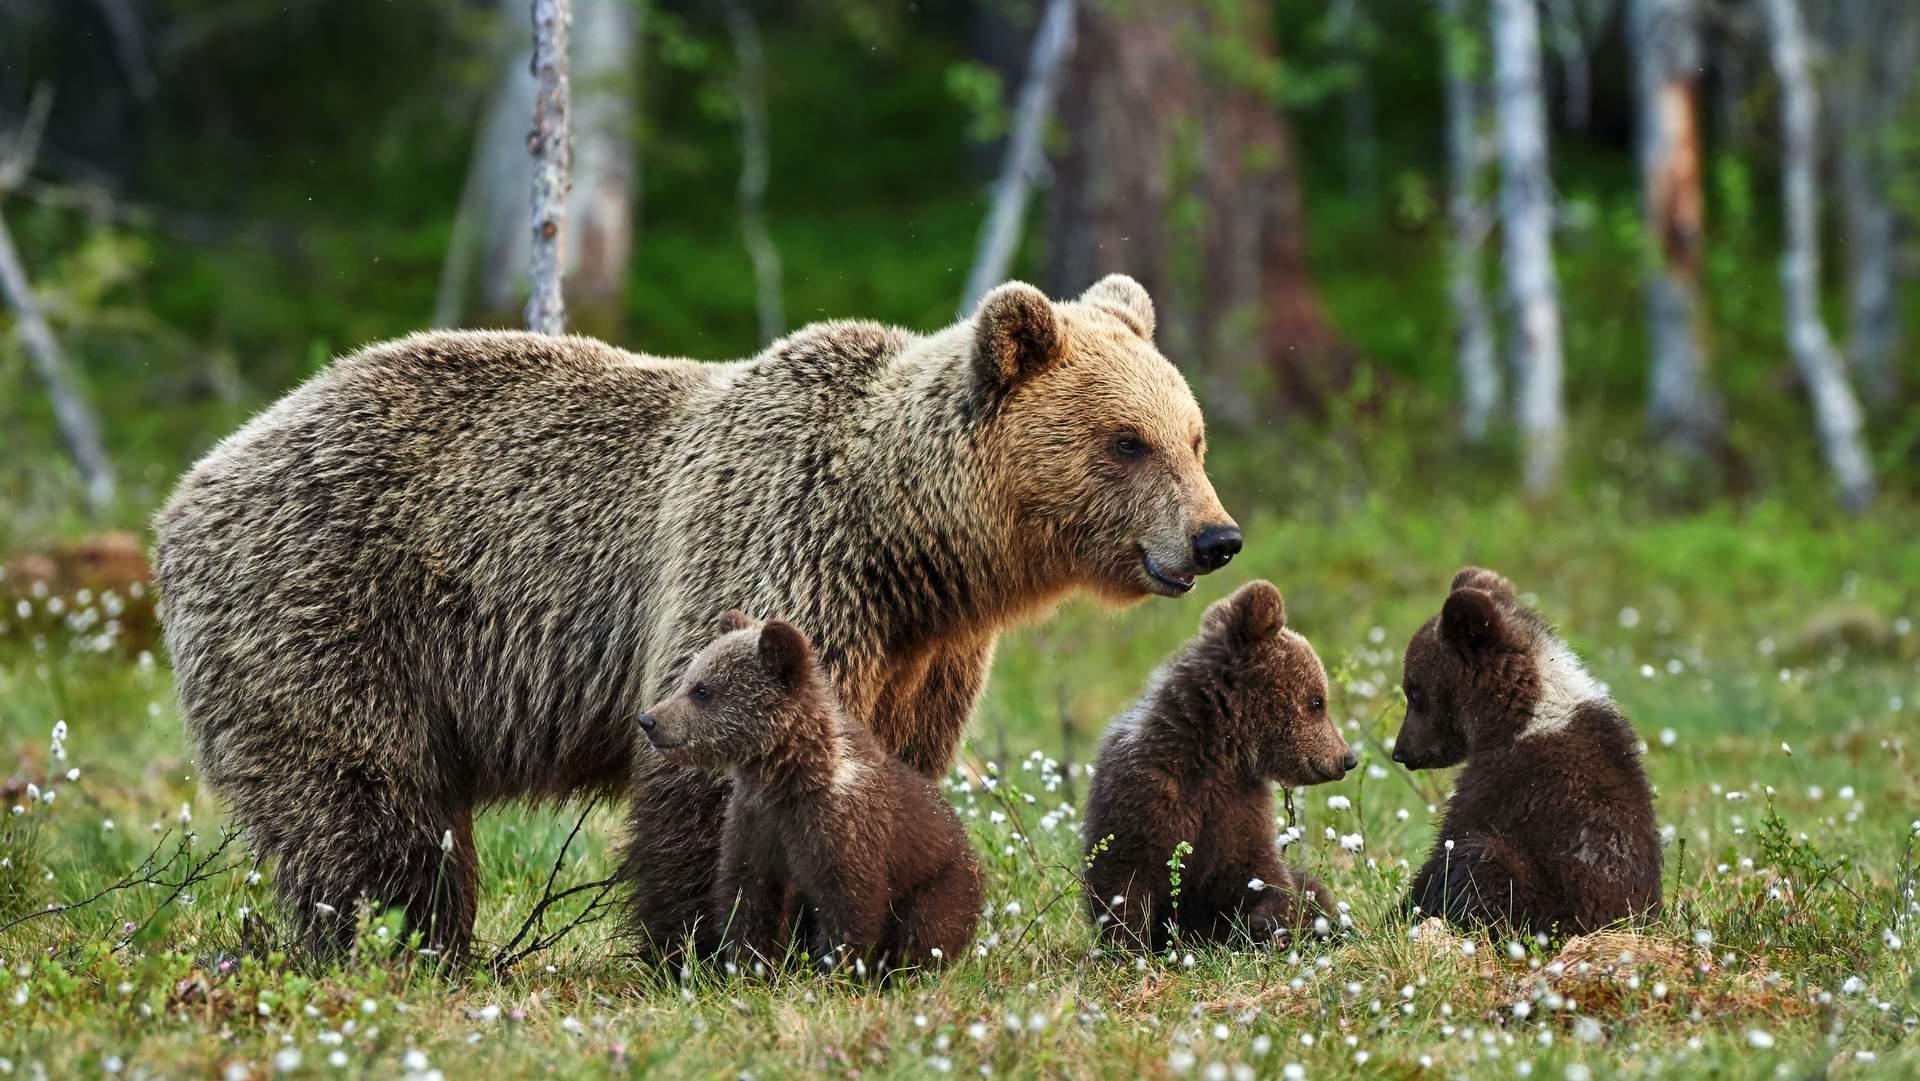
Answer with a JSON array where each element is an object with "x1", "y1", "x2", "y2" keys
[{"x1": 3, "y1": 424, "x2": 1918, "y2": 1080}]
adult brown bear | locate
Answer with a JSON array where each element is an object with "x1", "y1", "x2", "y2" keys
[{"x1": 153, "y1": 275, "x2": 1241, "y2": 957}]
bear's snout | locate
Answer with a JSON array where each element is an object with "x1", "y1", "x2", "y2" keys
[
  {"x1": 1190, "y1": 524, "x2": 1242, "y2": 573},
  {"x1": 637, "y1": 713, "x2": 656, "y2": 732}
]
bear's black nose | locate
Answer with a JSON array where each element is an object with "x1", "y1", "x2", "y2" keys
[
  {"x1": 637, "y1": 713, "x2": 656, "y2": 732},
  {"x1": 1191, "y1": 525, "x2": 1242, "y2": 572},
  {"x1": 1342, "y1": 750, "x2": 1358, "y2": 773},
  {"x1": 1390, "y1": 745, "x2": 1406, "y2": 764}
]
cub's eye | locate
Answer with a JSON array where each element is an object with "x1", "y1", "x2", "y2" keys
[
  {"x1": 1111, "y1": 432, "x2": 1149, "y2": 460},
  {"x1": 1309, "y1": 695, "x2": 1326, "y2": 713},
  {"x1": 691, "y1": 684, "x2": 711, "y2": 703}
]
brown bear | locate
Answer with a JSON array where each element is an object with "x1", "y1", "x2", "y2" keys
[
  {"x1": 153, "y1": 275, "x2": 1239, "y2": 957},
  {"x1": 640, "y1": 611, "x2": 981, "y2": 974},
  {"x1": 1082, "y1": 580, "x2": 1354, "y2": 952},
  {"x1": 1394, "y1": 567, "x2": 1662, "y2": 935}
]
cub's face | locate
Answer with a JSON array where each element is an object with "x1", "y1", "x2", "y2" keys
[
  {"x1": 638, "y1": 611, "x2": 816, "y2": 772},
  {"x1": 1201, "y1": 581, "x2": 1353, "y2": 786},
  {"x1": 972, "y1": 277, "x2": 1241, "y2": 604},
  {"x1": 1393, "y1": 567, "x2": 1521, "y2": 770}
]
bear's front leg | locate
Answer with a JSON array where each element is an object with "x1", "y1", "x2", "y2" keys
[
  {"x1": 872, "y1": 638, "x2": 994, "y2": 777},
  {"x1": 710, "y1": 801, "x2": 793, "y2": 970}
]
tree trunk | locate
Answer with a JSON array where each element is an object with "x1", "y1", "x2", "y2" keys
[
  {"x1": 1439, "y1": 0, "x2": 1500, "y2": 442},
  {"x1": 1762, "y1": 0, "x2": 1875, "y2": 510},
  {"x1": 1632, "y1": 0, "x2": 1720, "y2": 451},
  {"x1": 959, "y1": 0, "x2": 1075, "y2": 316},
  {"x1": 526, "y1": 0, "x2": 573, "y2": 335},
  {"x1": 1047, "y1": 0, "x2": 1346, "y2": 423},
  {"x1": 0, "y1": 208, "x2": 115, "y2": 513},
  {"x1": 1492, "y1": 0, "x2": 1567, "y2": 496},
  {"x1": 1829, "y1": 0, "x2": 1916, "y2": 406},
  {"x1": 726, "y1": 0, "x2": 784, "y2": 346}
]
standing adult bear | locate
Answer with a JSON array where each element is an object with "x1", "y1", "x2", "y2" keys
[{"x1": 154, "y1": 275, "x2": 1243, "y2": 958}]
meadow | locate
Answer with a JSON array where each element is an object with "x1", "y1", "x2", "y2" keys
[{"x1": 3, "y1": 417, "x2": 1917, "y2": 1080}]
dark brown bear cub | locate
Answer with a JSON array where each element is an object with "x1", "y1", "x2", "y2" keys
[
  {"x1": 1395, "y1": 567, "x2": 1662, "y2": 935},
  {"x1": 640, "y1": 611, "x2": 982, "y2": 973},
  {"x1": 1082, "y1": 581, "x2": 1354, "y2": 952}
]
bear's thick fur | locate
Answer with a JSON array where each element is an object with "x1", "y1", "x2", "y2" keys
[
  {"x1": 153, "y1": 275, "x2": 1238, "y2": 956},
  {"x1": 1393, "y1": 567, "x2": 1662, "y2": 935},
  {"x1": 641, "y1": 611, "x2": 981, "y2": 974},
  {"x1": 1082, "y1": 581, "x2": 1352, "y2": 952}
]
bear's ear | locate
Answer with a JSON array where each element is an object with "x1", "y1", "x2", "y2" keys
[
  {"x1": 758, "y1": 620, "x2": 815, "y2": 692},
  {"x1": 1449, "y1": 566, "x2": 1516, "y2": 601},
  {"x1": 1203, "y1": 580, "x2": 1286, "y2": 646},
  {"x1": 1079, "y1": 274, "x2": 1156, "y2": 340},
  {"x1": 974, "y1": 282, "x2": 1062, "y2": 389},
  {"x1": 718, "y1": 609, "x2": 757, "y2": 634},
  {"x1": 1440, "y1": 588, "x2": 1505, "y2": 651}
]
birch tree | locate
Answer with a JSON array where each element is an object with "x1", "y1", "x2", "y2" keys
[
  {"x1": 1491, "y1": 0, "x2": 1565, "y2": 496},
  {"x1": 1763, "y1": 0, "x2": 1875, "y2": 510},
  {"x1": 726, "y1": 0, "x2": 785, "y2": 346},
  {"x1": 1632, "y1": 0, "x2": 1720, "y2": 450},
  {"x1": 1828, "y1": 0, "x2": 1918, "y2": 404},
  {"x1": 959, "y1": 0, "x2": 1075, "y2": 316},
  {"x1": 526, "y1": 0, "x2": 573, "y2": 335},
  {"x1": 1439, "y1": 0, "x2": 1499, "y2": 442}
]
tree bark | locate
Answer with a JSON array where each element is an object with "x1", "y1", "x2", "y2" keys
[
  {"x1": 1047, "y1": 0, "x2": 1346, "y2": 422},
  {"x1": 0, "y1": 208, "x2": 116, "y2": 513},
  {"x1": 1632, "y1": 0, "x2": 1721, "y2": 451},
  {"x1": 959, "y1": 0, "x2": 1075, "y2": 317},
  {"x1": 1763, "y1": 0, "x2": 1875, "y2": 510},
  {"x1": 726, "y1": 0, "x2": 785, "y2": 346},
  {"x1": 526, "y1": 0, "x2": 573, "y2": 335},
  {"x1": 1492, "y1": 0, "x2": 1567, "y2": 496},
  {"x1": 1829, "y1": 0, "x2": 1916, "y2": 406},
  {"x1": 1439, "y1": 0, "x2": 1500, "y2": 443}
]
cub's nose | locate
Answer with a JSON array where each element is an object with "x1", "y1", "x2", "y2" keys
[
  {"x1": 637, "y1": 713, "x2": 656, "y2": 732},
  {"x1": 1191, "y1": 525, "x2": 1243, "y2": 573},
  {"x1": 1342, "y1": 750, "x2": 1358, "y2": 773}
]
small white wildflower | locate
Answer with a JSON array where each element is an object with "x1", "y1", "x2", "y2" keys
[
  {"x1": 1746, "y1": 1030, "x2": 1774, "y2": 1049},
  {"x1": 1248, "y1": 878, "x2": 1266, "y2": 892},
  {"x1": 178, "y1": 802, "x2": 193, "y2": 826},
  {"x1": 1338, "y1": 833, "x2": 1363, "y2": 853},
  {"x1": 274, "y1": 1048, "x2": 302, "y2": 1073},
  {"x1": 1659, "y1": 728, "x2": 1677, "y2": 747},
  {"x1": 315, "y1": 901, "x2": 338, "y2": 916},
  {"x1": 1326, "y1": 795, "x2": 1351, "y2": 811},
  {"x1": 1884, "y1": 928, "x2": 1904, "y2": 950}
]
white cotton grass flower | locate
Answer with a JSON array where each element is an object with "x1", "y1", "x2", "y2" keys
[
  {"x1": 1338, "y1": 833, "x2": 1363, "y2": 853},
  {"x1": 1746, "y1": 1029, "x2": 1775, "y2": 1049},
  {"x1": 1325, "y1": 795, "x2": 1351, "y2": 811}
]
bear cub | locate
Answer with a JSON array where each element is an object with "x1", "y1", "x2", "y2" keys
[
  {"x1": 1083, "y1": 580, "x2": 1354, "y2": 951},
  {"x1": 1394, "y1": 567, "x2": 1662, "y2": 935},
  {"x1": 639, "y1": 611, "x2": 983, "y2": 973}
]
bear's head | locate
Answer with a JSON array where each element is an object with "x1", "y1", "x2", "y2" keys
[
  {"x1": 1192, "y1": 580, "x2": 1353, "y2": 786},
  {"x1": 638, "y1": 610, "x2": 831, "y2": 773},
  {"x1": 1393, "y1": 567, "x2": 1595, "y2": 769},
  {"x1": 968, "y1": 275, "x2": 1240, "y2": 604}
]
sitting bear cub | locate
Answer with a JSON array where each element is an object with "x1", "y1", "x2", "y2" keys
[
  {"x1": 1394, "y1": 567, "x2": 1662, "y2": 935},
  {"x1": 1083, "y1": 580, "x2": 1354, "y2": 951},
  {"x1": 639, "y1": 611, "x2": 982, "y2": 973}
]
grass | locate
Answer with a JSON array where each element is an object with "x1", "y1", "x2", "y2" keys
[{"x1": 3, "y1": 419, "x2": 1918, "y2": 1080}]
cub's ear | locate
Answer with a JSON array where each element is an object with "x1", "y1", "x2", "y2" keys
[
  {"x1": 1440, "y1": 588, "x2": 1504, "y2": 650},
  {"x1": 718, "y1": 609, "x2": 757, "y2": 634},
  {"x1": 974, "y1": 281, "x2": 1062, "y2": 389},
  {"x1": 1079, "y1": 274, "x2": 1156, "y2": 340},
  {"x1": 758, "y1": 620, "x2": 815, "y2": 692},
  {"x1": 1203, "y1": 580, "x2": 1286, "y2": 646},
  {"x1": 1449, "y1": 566, "x2": 1516, "y2": 601}
]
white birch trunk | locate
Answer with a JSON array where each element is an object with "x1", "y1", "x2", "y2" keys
[
  {"x1": 0, "y1": 209, "x2": 115, "y2": 512},
  {"x1": 1492, "y1": 0, "x2": 1566, "y2": 496},
  {"x1": 1440, "y1": 0, "x2": 1500, "y2": 442},
  {"x1": 726, "y1": 0, "x2": 784, "y2": 346},
  {"x1": 959, "y1": 0, "x2": 1076, "y2": 315},
  {"x1": 526, "y1": 0, "x2": 573, "y2": 335},
  {"x1": 1831, "y1": 0, "x2": 1916, "y2": 404},
  {"x1": 1632, "y1": 0, "x2": 1719, "y2": 448},
  {"x1": 1763, "y1": 0, "x2": 1875, "y2": 510}
]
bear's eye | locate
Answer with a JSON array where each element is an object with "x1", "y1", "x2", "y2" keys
[
  {"x1": 1111, "y1": 432, "x2": 1149, "y2": 460},
  {"x1": 1308, "y1": 695, "x2": 1326, "y2": 713},
  {"x1": 691, "y1": 684, "x2": 711, "y2": 703},
  {"x1": 1404, "y1": 685, "x2": 1425, "y2": 709}
]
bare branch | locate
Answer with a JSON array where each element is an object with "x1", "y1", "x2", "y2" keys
[
  {"x1": 92, "y1": 0, "x2": 161, "y2": 102},
  {"x1": 0, "y1": 86, "x2": 55, "y2": 193},
  {"x1": 488, "y1": 802, "x2": 618, "y2": 974},
  {"x1": 725, "y1": 0, "x2": 784, "y2": 346}
]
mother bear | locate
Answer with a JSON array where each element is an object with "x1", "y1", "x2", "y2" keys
[{"x1": 153, "y1": 276, "x2": 1241, "y2": 957}]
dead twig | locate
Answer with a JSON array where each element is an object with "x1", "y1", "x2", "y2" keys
[{"x1": 488, "y1": 802, "x2": 618, "y2": 974}]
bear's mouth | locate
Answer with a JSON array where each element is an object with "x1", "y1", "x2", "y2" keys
[
  {"x1": 1139, "y1": 548, "x2": 1196, "y2": 596},
  {"x1": 646, "y1": 732, "x2": 687, "y2": 751}
]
